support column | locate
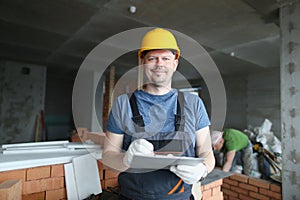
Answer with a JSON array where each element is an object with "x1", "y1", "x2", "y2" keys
[
  {"x1": 73, "y1": 68, "x2": 102, "y2": 132},
  {"x1": 280, "y1": 0, "x2": 300, "y2": 199}
]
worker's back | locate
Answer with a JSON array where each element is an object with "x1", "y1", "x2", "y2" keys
[{"x1": 223, "y1": 128, "x2": 249, "y2": 152}]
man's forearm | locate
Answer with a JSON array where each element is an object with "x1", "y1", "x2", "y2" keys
[
  {"x1": 195, "y1": 126, "x2": 216, "y2": 173},
  {"x1": 201, "y1": 150, "x2": 215, "y2": 173},
  {"x1": 102, "y1": 132, "x2": 127, "y2": 172},
  {"x1": 222, "y1": 150, "x2": 235, "y2": 172},
  {"x1": 222, "y1": 161, "x2": 232, "y2": 172},
  {"x1": 102, "y1": 151, "x2": 128, "y2": 172}
]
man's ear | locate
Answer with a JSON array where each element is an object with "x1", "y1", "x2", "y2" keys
[
  {"x1": 173, "y1": 59, "x2": 179, "y2": 72},
  {"x1": 140, "y1": 57, "x2": 145, "y2": 65}
]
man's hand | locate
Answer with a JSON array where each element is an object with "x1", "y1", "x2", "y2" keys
[
  {"x1": 170, "y1": 162, "x2": 207, "y2": 184},
  {"x1": 123, "y1": 139, "x2": 154, "y2": 167}
]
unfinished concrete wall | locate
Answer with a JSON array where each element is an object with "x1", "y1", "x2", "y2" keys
[
  {"x1": 0, "y1": 60, "x2": 46, "y2": 145},
  {"x1": 200, "y1": 74, "x2": 247, "y2": 131},
  {"x1": 280, "y1": 1, "x2": 300, "y2": 199},
  {"x1": 45, "y1": 74, "x2": 74, "y2": 140},
  {"x1": 223, "y1": 75, "x2": 247, "y2": 130},
  {"x1": 247, "y1": 68, "x2": 281, "y2": 138},
  {"x1": 201, "y1": 70, "x2": 280, "y2": 136}
]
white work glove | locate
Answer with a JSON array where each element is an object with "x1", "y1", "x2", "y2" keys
[
  {"x1": 123, "y1": 139, "x2": 154, "y2": 167},
  {"x1": 170, "y1": 162, "x2": 208, "y2": 184}
]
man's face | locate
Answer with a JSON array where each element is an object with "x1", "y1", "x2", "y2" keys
[{"x1": 141, "y1": 49, "x2": 178, "y2": 88}]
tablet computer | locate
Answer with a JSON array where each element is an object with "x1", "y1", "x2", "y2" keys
[{"x1": 130, "y1": 154, "x2": 204, "y2": 169}]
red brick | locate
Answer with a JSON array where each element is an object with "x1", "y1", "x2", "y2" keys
[
  {"x1": 50, "y1": 165, "x2": 64, "y2": 178},
  {"x1": 212, "y1": 185, "x2": 221, "y2": 196},
  {"x1": 223, "y1": 195, "x2": 229, "y2": 200},
  {"x1": 249, "y1": 177, "x2": 270, "y2": 189},
  {"x1": 22, "y1": 192, "x2": 45, "y2": 200},
  {"x1": 270, "y1": 183, "x2": 281, "y2": 193},
  {"x1": 23, "y1": 177, "x2": 64, "y2": 195},
  {"x1": 23, "y1": 180, "x2": 46, "y2": 194},
  {"x1": 97, "y1": 160, "x2": 104, "y2": 170},
  {"x1": 222, "y1": 188, "x2": 238, "y2": 198},
  {"x1": 104, "y1": 178, "x2": 118, "y2": 189},
  {"x1": 239, "y1": 182, "x2": 258, "y2": 192},
  {"x1": 270, "y1": 193, "x2": 282, "y2": 200},
  {"x1": 45, "y1": 188, "x2": 66, "y2": 200},
  {"x1": 104, "y1": 169, "x2": 119, "y2": 179},
  {"x1": 260, "y1": 188, "x2": 282, "y2": 199},
  {"x1": 223, "y1": 178, "x2": 239, "y2": 186},
  {"x1": 228, "y1": 196, "x2": 239, "y2": 200},
  {"x1": 70, "y1": 134, "x2": 81, "y2": 142},
  {"x1": 230, "y1": 185, "x2": 249, "y2": 195},
  {"x1": 44, "y1": 177, "x2": 65, "y2": 191},
  {"x1": 201, "y1": 188, "x2": 212, "y2": 199},
  {"x1": 203, "y1": 179, "x2": 222, "y2": 190},
  {"x1": 249, "y1": 191, "x2": 270, "y2": 200},
  {"x1": 0, "y1": 170, "x2": 26, "y2": 182},
  {"x1": 221, "y1": 182, "x2": 231, "y2": 189},
  {"x1": 0, "y1": 179, "x2": 22, "y2": 200},
  {"x1": 27, "y1": 167, "x2": 50, "y2": 181},
  {"x1": 209, "y1": 192, "x2": 223, "y2": 200},
  {"x1": 239, "y1": 194, "x2": 256, "y2": 200},
  {"x1": 229, "y1": 173, "x2": 249, "y2": 183}
]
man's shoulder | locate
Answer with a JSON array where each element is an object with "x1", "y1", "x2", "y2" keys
[
  {"x1": 179, "y1": 91, "x2": 205, "y2": 109},
  {"x1": 112, "y1": 93, "x2": 130, "y2": 107},
  {"x1": 179, "y1": 91, "x2": 201, "y2": 100},
  {"x1": 116, "y1": 93, "x2": 130, "y2": 100}
]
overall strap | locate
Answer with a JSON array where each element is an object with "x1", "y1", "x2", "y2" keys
[
  {"x1": 175, "y1": 91, "x2": 185, "y2": 132},
  {"x1": 128, "y1": 93, "x2": 145, "y2": 132}
]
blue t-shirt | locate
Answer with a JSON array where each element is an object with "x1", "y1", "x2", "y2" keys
[{"x1": 107, "y1": 89, "x2": 210, "y2": 143}]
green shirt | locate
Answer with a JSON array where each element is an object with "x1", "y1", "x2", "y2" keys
[{"x1": 222, "y1": 128, "x2": 249, "y2": 152}]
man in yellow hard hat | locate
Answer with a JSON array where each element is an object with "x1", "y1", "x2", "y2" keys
[{"x1": 102, "y1": 28, "x2": 215, "y2": 200}]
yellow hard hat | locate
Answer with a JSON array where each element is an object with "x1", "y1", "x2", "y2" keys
[{"x1": 138, "y1": 28, "x2": 180, "y2": 59}]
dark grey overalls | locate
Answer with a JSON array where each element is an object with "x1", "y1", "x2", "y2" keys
[{"x1": 118, "y1": 92, "x2": 196, "y2": 200}]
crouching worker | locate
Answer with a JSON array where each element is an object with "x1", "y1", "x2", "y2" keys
[
  {"x1": 102, "y1": 28, "x2": 215, "y2": 200},
  {"x1": 211, "y1": 128, "x2": 253, "y2": 175}
]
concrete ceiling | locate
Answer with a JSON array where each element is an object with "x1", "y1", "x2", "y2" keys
[{"x1": 0, "y1": 0, "x2": 280, "y2": 81}]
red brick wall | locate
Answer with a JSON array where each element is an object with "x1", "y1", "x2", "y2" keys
[
  {"x1": 2, "y1": 163, "x2": 281, "y2": 200},
  {"x1": 0, "y1": 161, "x2": 226, "y2": 200},
  {"x1": 0, "y1": 161, "x2": 118, "y2": 200},
  {"x1": 0, "y1": 165, "x2": 66, "y2": 200},
  {"x1": 201, "y1": 179, "x2": 223, "y2": 200},
  {"x1": 222, "y1": 173, "x2": 282, "y2": 200},
  {"x1": 97, "y1": 160, "x2": 119, "y2": 190}
]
